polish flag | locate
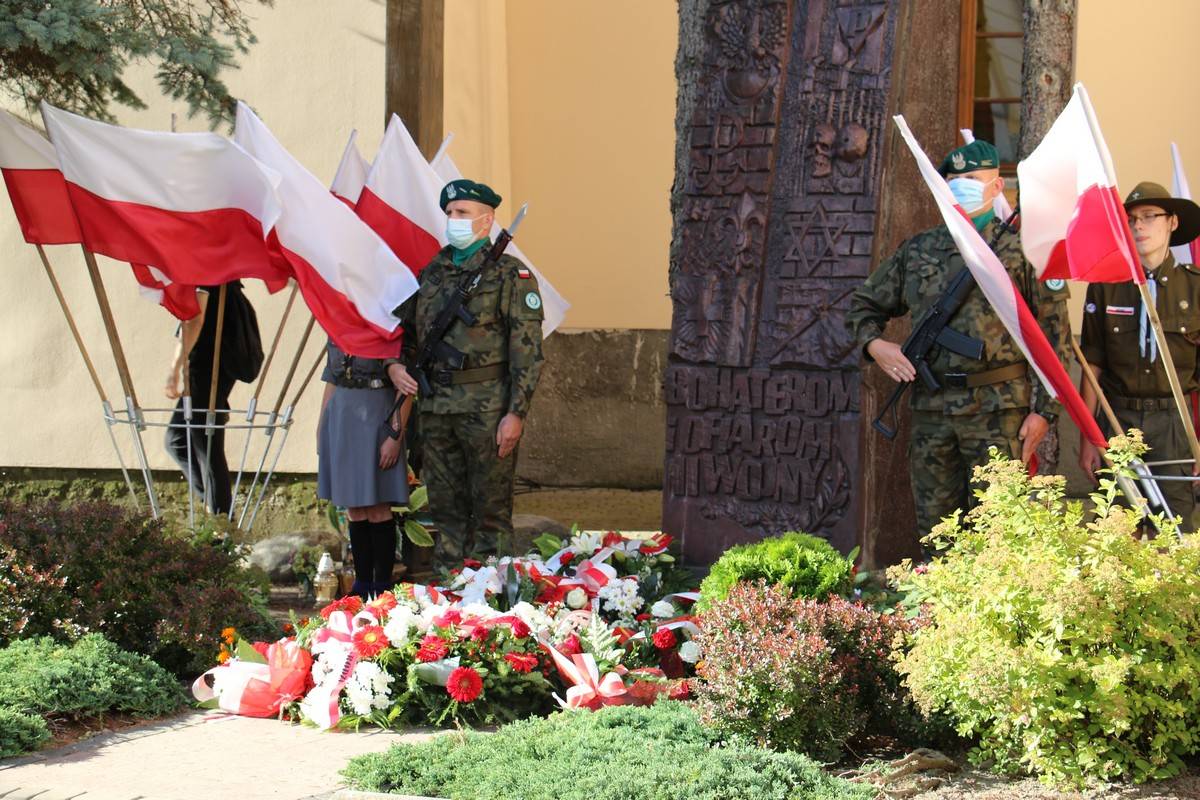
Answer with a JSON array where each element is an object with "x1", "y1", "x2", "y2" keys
[
  {"x1": 1170, "y1": 143, "x2": 1200, "y2": 267},
  {"x1": 1017, "y1": 84, "x2": 1142, "y2": 285},
  {"x1": 431, "y1": 146, "x2": 570, "y2": 336},
  {"x1": 0, "y1": 110, "x2": 201, "y2": 318},
  {"x1": 41, "y1": 102, "x2": 291, "y2": 293},
  {"x1": 233, "y1": 102, "x2": 418, "y2": 358},
  {"x1": 0, "y1": 110, "x2": 81, "y2": 244},
  {"x1": 894, "y1": 115, "x2": 1107, "y2": 450},
  {"x1": 331, "y1": 130, "x2": 369, "y2": 208},
  {"x1": 355, "y1": 114, "x2": 442, "y2": 274}
]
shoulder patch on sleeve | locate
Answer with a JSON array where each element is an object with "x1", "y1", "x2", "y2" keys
[
  {"x1": 1044, "y1": 278, "x2": 1066, "y2": 292},
  {"x1": 524, "y1": 291, "x2": 542, "y2": 310}
]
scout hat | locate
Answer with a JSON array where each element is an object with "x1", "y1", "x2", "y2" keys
[
  {"x1": 938, "y1": 140, "x2": 999, "y2": 177},
  {"x1": 1124, "y1": 181, "x2": 1200, "y2": 246},
  {"x1": 439, "y1": 179, "x2": 502, "y2": 212}
]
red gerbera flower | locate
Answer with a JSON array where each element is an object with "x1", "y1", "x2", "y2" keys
[
  {"x1": 353, "y1": 625, "x2": 390, "y2": 658},
  {"x1": 504, "y1": 652, "x2": 539, "y2": 673},
  {"x1": 319, "y1": 595, "x2": 363, "y2": 620},
  {"x1": 652, "y1": 628, "x2": 677, "y2": 651},
  {"x1": 366, "y1": 591, "x2": 398, "y2": 614},
  {"x1": 446, "y1": 666, "x2": 483, "y2": 703},
  {"x1": 416, "y1": 635, "x2": 450, "y2": 662}
]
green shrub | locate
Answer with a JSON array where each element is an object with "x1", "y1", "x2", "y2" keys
[
  {"x1": 892, "y1": 436, "x2": 1200, "y2": 787},
  {"x1": 0, "y1": 498, "x2": 278, "y2": 675},
  {"x1": 0, "y1": 707, "x2": 50, "y2": 759},
  {"x1": 697, "y1": 531, "x2": 853, "y2": 611},
  {"x1": 0, "y1": 635, "x2": 184, "y2": 720},
  {"x1": 0, "y1": 544, "x2": 84, "y2": 641},
  {"x1": 341, "y1": 702, "x2": 873, "y2": 800},
  {"x1": 692, "y1": 582, "x2": 941, "y2": 760}
]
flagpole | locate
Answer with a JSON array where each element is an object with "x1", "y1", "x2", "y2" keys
[
  {"x1": 202, "y1": 284, "x2": 229, "y2": 513},
  {"x1": 245, "y1": 348, "x2": 324, "y2": 532},
  {"x1": 229, "y1": 281, "x2": 298, "y2": 520},
  {"x1": 236, "y1": 315, "x2": 315, "y2": 529},
  {"x1": 1075, "y1": 84, "x2": 1200, "y2": 468},
  {"x1": 81, "y1": 245, "x2": 160, "y2": 517},
  {"x1": 1072, "y1": 338, "x2": 1175, "y2": 533},
  {"x1": 36, "y1": 244, "x2": 140, "y2": 508}
]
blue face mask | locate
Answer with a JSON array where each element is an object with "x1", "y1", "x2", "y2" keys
[
  {"x1": 446, "y1": 217, "x2": 480, "y2": 249},
  {"x1": 948, "y1": 177, "x2": 990, "y2": 213}
]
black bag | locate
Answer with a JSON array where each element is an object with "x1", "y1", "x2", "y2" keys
[{"x1": 221, "y1": 283, "x2": 265, "y2": 384}]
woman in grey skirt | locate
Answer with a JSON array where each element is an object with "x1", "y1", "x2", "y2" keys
[{"x1": 317, "y1": 341, "x2": 410, "y2": 598}]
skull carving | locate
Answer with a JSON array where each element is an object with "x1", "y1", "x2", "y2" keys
[
  {"x1": 811, "y1": 123, "x2": 836, "y2": 178},
  {"x1": 836, "y1": 123, "x2": 868, "y2": 162}
]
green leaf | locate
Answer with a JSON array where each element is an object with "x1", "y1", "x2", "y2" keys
[
  {"x1": 408, "y1": 485, "x2": 428, "y2": 512},
  {"x1": 235, "y1": 638, "x2": 268, "y2": 664},
  {"x1": 404, "y1": 519, "x2": 434, "y2": 548},
  {"x1": 532, "y1": 533, "x2": 564, "y2": 560}
]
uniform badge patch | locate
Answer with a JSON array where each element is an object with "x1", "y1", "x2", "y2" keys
[
  {"x1": 524, "y1": 292, "x2": 542, "y2": 310},
  {"x1": 1106, "y1": 305, "x2": 1135, "y2": 316},
  {"x1": 1045, "y1": 278, "x2": 1066, "y2": 291},
  {"x1": 517, "y1": 268, "x2": 532, "y2": 279},
  {"x1": 951, "y1": 152, "x2": 966, "y2": 170},
  {"x1": 447, "y1": 185, "x2": 457, "y2": 199},
  {"x1": 1085, "y1": 302, "x2": 1097, "y2": 314}
]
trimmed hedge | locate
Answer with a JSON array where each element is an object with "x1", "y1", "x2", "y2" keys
[
  {"x1": 341, "y1": 701, "x2": 874, "y2": 800},
  {"x1": 697, "y1": 531, "x2": 853, "y2": 611}
]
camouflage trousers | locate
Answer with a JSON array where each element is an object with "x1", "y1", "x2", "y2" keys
[
  {"x1": 420, "y1": 408, "x2": 515, "y2": 567},
  {"x1": 1104, "y1": 400, "x2": 1196, "y2": 533},
  {"x1": 909, "y1": 407, "x2": 1025, "y2": 541}
]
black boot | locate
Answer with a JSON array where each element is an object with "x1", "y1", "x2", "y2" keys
[
  {"x1": 371, "y1": 518, "x2": 398, "y2": 596},
  {"x1": 348, "y1": 519, "x2": 374, "y2": 599}
]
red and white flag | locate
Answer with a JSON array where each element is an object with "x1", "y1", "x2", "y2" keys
[
  {"x1": 1170, "y1": 142, "x2": 1200, "y2": 267},
  {"x1": 0, "y1": 110, "x2": 81, "y2": 245},
  {"x1": 331, "y1": 130, "x2": 369, "y2": 208},
  {"x1": 894, "y1": 115, "x2": 1107, "y2": 450},
  {"x1": 356, "y1": 114, "x2": 443, "y2": 274},
  {"x1": 41, "y1": 102, "x2": 291, "y2": 293},
  {"x1": 0, "y1": 110, "x2": 200, "y2": 318},
  {"x1": 1017, "y1": 84, "x2": 1142, "y2": 286},
  {"x1": 233, "y1": 102, "x2": 418, "y2": 358},
  {"x1": 431, "y1": 145, "x2": 569, "y2": 336}
]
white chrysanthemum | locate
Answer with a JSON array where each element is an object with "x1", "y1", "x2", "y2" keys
[
  {"x1": 598, "y1": 577, "x2": 644, "y2": 616},
  {"x1": 508, "y1": 601, "x2": 553, "y2": 634},
  {"x1": 678, "y1": 640, "x2": 702, "y2": 663},
  {"x1": 382, "y1": 606, "x2": 416, "y2": 648},
  {"x1": 345, "y1": 661, "x2": 394, "y2": 715},
  {"x1": 650, "y1": 600, "x2": 675, "y2": 618},
  {"x1": 458, "y1": 602, "x2": 500, "y2": 621}
]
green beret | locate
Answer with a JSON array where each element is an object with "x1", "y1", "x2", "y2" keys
[
  {"x1": 439, "y1": 179, "x2": 502, "y2": 211},
  {"x1": 939, "y1": 140, "x2": 1000, "y2": 176}
]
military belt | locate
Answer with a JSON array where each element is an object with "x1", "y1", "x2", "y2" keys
[
  {"x1": 1113, "y1": 395, "x2": 1175, "y2": 412},
  {"x1": 942, "y1": 363, "x2": 1027, "y2": 389},
  {"x1": 431, "y1": 362, "x2": 507, "y2": 387},
  {"x1": 332, "y1": 376, "x2": 388, "y2": 390}
]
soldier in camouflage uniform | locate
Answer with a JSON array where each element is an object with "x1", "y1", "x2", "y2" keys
[
  {"x1": 1079, "y1": 181, "x2": 1200, "y2": 532},
  {"x1": 391, "y1": 179, "x2": 544, "y2": 566},
  {"x1": 846, "y1": 140, "x2": 1070, "y2": 541}
]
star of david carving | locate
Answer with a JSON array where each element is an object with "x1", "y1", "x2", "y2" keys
[{"x1": 785, "y1": 203, "x2": 846, "y2": 276}]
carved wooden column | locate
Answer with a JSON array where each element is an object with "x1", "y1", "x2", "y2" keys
[{"x1": 665, "y1": 0, "x2": 908, "y2": 565}]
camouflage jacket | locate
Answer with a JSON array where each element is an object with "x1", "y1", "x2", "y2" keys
[
  {"x1": 1080, "y1": 253, "x2": 1200, "y2": 398},
  {"x1": 845, "y1": 218, "x2": 1070, "y2": 417},
  {"x1": 398, "y1": 244, "x2": 545, "y2": 416}
]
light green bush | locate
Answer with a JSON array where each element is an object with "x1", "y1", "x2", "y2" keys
[
  {"x1": 341, "y1": 701, "x2": 873, "y2": 800},
  {"x1": 697, "y1": 531, "x2": 854, "y2": 611},
  {"x1": 0, "y1": 707, "x2": 49, "y2": 759},
  {"x1": 0, "y1": 635, "x2": 184, "y2": 721},
  {"x1": 892, "y1": 434, "x2": 1200, "y2": 787}
]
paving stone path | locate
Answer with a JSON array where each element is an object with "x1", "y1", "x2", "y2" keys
[{"x1": 0, "y1": 711, "x2": 435, "y2": 800}]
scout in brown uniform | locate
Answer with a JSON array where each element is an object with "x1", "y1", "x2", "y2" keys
[{"x1": 1079, "y1": 182, "x2": 1200, "y2": 531}]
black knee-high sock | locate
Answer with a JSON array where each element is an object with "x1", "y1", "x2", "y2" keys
[
  {"x1": 372, "y1": 518, "x2": 398, "y2": 592},
  {"x1": 348, "y1": 519, "x2": 373, "y2": 598}
]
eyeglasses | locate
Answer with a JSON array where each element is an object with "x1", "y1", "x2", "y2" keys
[{"x1": 1127, "y1": 212, "x2": 1172, "y2": 226}]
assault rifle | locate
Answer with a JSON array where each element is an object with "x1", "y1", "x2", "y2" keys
[
  {"x1": 381, "y1": 204, "x2": 529, "y2": 431},
  {"x1": 872, "y1": 207, "x2": 1019, "y2": 440}
]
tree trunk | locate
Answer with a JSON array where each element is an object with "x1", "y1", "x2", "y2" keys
[
  {"x1": 385, "y1": 0, "x2": 444, "y2": 157},
  {"x1": 1021, "y1": 0, "x2": 1077, "y2": 475}
]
